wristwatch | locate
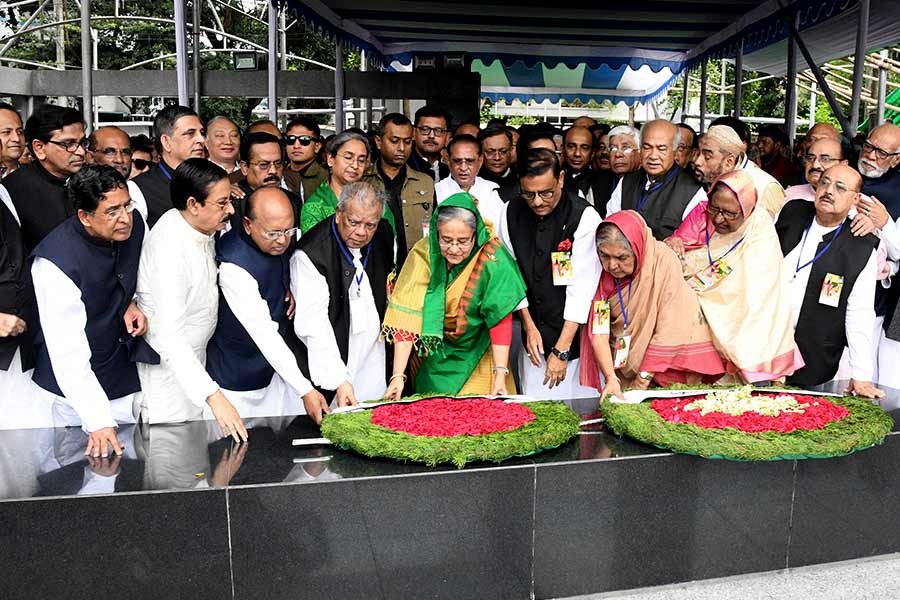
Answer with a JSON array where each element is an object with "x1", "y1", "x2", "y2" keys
[{"x1": 550, "y1": 347, "x2": 571, "y2": 361}]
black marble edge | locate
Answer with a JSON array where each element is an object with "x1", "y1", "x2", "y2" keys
[{"x1": 0, "y1": 484, "x2": 226, "y2": 505}]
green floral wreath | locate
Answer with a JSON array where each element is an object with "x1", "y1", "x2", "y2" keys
[
  {"x1": 601, "y1": 392, "x2": 894, "y2": 461},
  {"x1": 320, "y1": 395, "x2": 581, "y2": 469}
]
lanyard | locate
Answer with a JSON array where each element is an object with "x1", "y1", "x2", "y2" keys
[
  {"x1": 704, "y1": 224, "x2": 745, "y2": 266},
  {"x1": 794, "y1": 221, "x2": 843, "y2": 278},
  {"x1": 637, "y1": 165, "x2": 679, "y2": 211},
  {"x1": 331, "y1": 219, "x2": 371, "y2": 293},
  {"x1": 157, "y1": 162, "x2": 173, "y2": 181},
  {"x1": 614, "y1": 278, "x2": 633, "y2": 332}
]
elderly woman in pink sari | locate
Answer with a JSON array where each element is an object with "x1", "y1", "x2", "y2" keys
[{"x1": 665, "y1": 170, "x2": 804, "y2": 382}]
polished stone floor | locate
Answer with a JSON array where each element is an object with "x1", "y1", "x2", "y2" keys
[{"x1": 568, "y1": 552, "x2": 900, "y2": 599}]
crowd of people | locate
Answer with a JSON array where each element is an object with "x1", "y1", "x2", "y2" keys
[{"x1": 1, "y1": 99, "x2": 899, "y2": 459}]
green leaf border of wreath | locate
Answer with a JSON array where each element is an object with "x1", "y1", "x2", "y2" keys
[
  {"x1": 601, "y1": 389, "x2": 895, "y2": 461},
  {"x1": 320, "y1": 394, "x2": 581, "y2": 469}
]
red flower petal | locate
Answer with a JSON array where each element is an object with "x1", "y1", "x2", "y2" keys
[{"x1": 372, "y1": 398, "x2": 536, "y2": 437}]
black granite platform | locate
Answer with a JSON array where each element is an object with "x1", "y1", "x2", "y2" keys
[{"x1": 0, "y1": 385, "x2": 897, "y2": 600}]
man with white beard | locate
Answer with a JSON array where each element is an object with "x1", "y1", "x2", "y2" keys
[{"x1": 848, "y1": 123, "x2": 900, "y2": 387}]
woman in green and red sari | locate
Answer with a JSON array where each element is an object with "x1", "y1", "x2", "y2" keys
[{"x1": 383, "y1": 192, "x2": 527, "y2": 398}]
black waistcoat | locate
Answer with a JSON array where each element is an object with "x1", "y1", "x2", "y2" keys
[
  {"x1": 297, "y1": 216, "x2": 394, "y2": 364},
  {"x1": 776, "y1": 200, "x2": 878, "y2": 386},
  {"x1": 0, "y1": 199, "x2": 36, "y2": 371},
  {"x1": 133, "y1": 161, "x2": 177, "y2": 227},
  {"x1": 5, "y1": 161, "x2": 74, "y2": 253},
  {"x1": 620, "y1": 166, "x2": 700, "y2": 240},
  {"x1": 506, "y1": 193, "x2": 589, "y2": 360},
  {"x1": 566, "y1": 170, "x2": 617, "y2": 217}
]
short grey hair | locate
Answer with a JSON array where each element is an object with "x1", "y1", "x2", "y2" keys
[
  {"x1": 608, "y1": 125, "x2": 640, "y2": 147},
  {"x1": 326, "y1": 130, "x2": 371, "y2": 157},
  {"x1": 436, "y1": 205, "x2": 477, "y2": 233},
  {"x1": 336, "y1": 180, "x2": 384, "y2": 212},
  {"x1": 595, "y1": 222, "x2": 633, "y2": 255}
]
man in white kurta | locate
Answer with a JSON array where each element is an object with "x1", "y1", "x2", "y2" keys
[
  {"x1": 291, "y1": 181, "x2": 393, "y2": 406},
  {"x1": 135, "y1": 159, "x2": 247, "y2": 441},
  {"x1": 435, "y1": 134, "x2": 505, "y2": 229}
]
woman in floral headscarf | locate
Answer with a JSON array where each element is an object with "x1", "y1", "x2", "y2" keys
[{"x1": 669, "y1": 169, "x2": 804, "y2": 382}]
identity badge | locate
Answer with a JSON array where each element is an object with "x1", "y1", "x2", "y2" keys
[
  {"x1": 551, "y1": 251, "x2": 574, "y2": 286},
  {"x1": 819, "y1": 273, "x2": 844, "y2": 307},
  {"x1": 688, "y1": 260, "x2": 732, "y2": 292},
  {"x1": 613, "y1": 334, "x2": 631, "y2": 369},
  {"x1": 592, "y1": 300, "x2": 611, "y2": 335}
]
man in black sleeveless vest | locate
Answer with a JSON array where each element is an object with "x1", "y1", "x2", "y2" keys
[
  {"x1": 129, "y1": 105, "x2": 206, "y2": 227},
  {"x1": 776, "y1": 165, "x2": 883, "y2": 397},
  {"x1": 30, "y1": 165, "x2": 158, "y2": 457},
  {"x1": 5, "y1": 104, "x2": 86, "y2": 253},
  {"x1": 206, "y1": 187, "x2": 328, "y2": 422},
  {"x1": 500, "y1": 149, "x2": 602, "y2": 399},
  {"x1": 291, "y1": 180, "x2": 394, "y2": 407},
  {"x1": 605, "y1": 120, "x2": 705, "y2": 240},
  {"x1": 562, "y1": 126, "x2": 616, "y2": 214}
]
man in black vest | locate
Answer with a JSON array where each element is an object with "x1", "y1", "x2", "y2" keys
[
  {"x1": 206, "y1": 187, "x2": 328, "y2": 422},
  {"x1": 291, "y1": 180, "x2": 394, "y2": 407},
  {"x1": 776, "y1": 164, "x2": 882, "y2": 396},
  {"x1": 562, "y1": 125, "x2": 616, "y2": 214},
  {"x1": 30, "y1": 165, "x2": 157, "y2": 457},
  {"x1": 605, "y1": 119, "x2": 705, "y2": 240},
  {"x1": 5, "y1": 104, "x2": 86, "y2": 252},
  {"x1": 478, "y1": 123, "x2": 517, "y2": 189},
  {"x1": 129, "y1": 105, "x2": 206, "y2": 227},
  {"x1": 235, "y1": 132, "x2": 302, "y2": 225},
  {"x1": 408, "y1": 105, "x2": 451, "y2": 181},
  {"x1": 0, "y1": 162, "x2": 39, "y2": 428},
  {"x1": 499, "y1": 149, "x2": 602, "y2": 399}
]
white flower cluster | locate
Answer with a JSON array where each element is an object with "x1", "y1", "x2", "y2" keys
[{"x1": 683, "y1": 385, "x2": 809, "y2": 417}]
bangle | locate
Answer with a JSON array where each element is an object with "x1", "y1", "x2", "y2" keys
[
  {"x1": 389, "y1": 373, "x2": 407, "y2": 382},
  {"x1": 492, "y1": 366, "x2": 510, "y2": 374}
]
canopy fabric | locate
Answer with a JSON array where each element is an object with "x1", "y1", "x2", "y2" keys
[{"x1": 282, "y1": 0, "x2": 891, "y2": 103}]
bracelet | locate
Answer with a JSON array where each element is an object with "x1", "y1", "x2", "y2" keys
[
  {"x1": 389, "y1": 373, "x2": 407, "y2": 382},
  {"x1": 492, "y1": 366, "x2": 510, "y2": 374}
]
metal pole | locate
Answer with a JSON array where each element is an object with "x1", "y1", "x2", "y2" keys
[
  {"x1": 267, "y1": 2, "x2": 277, "y2": 123},
  {"x1": 680, "y1": 70, "x2": 689, "y2": 122},
  {"x1": 699, "y1": 60, "x2": 708, "y2": 132},
  {"x1": 849, "y1": 0, "x2": 870, "y2": 134},
  {"x1": 174, "y1": 0, "x2": 189, "y2": 104},
  {"x1": 334, "y1": 37, "x2": 345, "y2": 131},
  {"x1": 786, "y1": 22, "x2": 798, "y2": 143},
  {"x1": 279, "y1": 9, "x2": 288, "y2": 114},
  {"x1": 809, "y1": 81, "x2": 817, "y2": 127},
  {"x1": 192, "y1": 0, "x2": 201, "y2": 111},
  {"x1": 80, "y1": 0, "x2": 92, "y2": 130},
  {"x1": 781, "y1": 14, "x2": 853, "y2": 137},
  {"x1": 734, "y1": 41, "x2": 743, "y2": 117},
  {"x1": 876, "y1": 50, "x2": 888, "y2": 126},
  {"x1": 719, "y1": 58, "x2": 726, "y2": 116}
]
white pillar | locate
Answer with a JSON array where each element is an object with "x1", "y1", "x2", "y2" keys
[
  {"x1": 267, "y1": 2, "x2": 278, "y2": 123},
  {"x1": 80, "y1": 0, "x2": 92, "y2": 130},
  {"x1": 849, "y1": 0, "x2": 871, "y2": 134},
  {"x1": 174, "y1": 0, "x2": 189, "y2": 105},
  {"x1": 334, "y1": 38, "x2": 345, "y2": 131}
]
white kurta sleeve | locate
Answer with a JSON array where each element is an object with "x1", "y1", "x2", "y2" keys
[
  {"x1": 290, "y1": 250, "x2": 351, "y2": 390},
  {"x1": 498, "y1": 203, "x2": 529, "y2": 311},
  {"x1": 126, "y1": 180, "x2": 148, "y2": 222},
  {"x1": 846, "y1": 250, "x2": 878, "y2": 381},
  {"x1": 682, "y1": 187, "x2": 708, "y2": 221},
  {"x1": 563, "y1": 207, "x2": 603, "y2": 324},
  {"x1": 605, "y1": 179, "x2": 623, "y2": 216},
  {"x1": 879, "y1": 217, "x2": 900, "y2": 262},
  {"x1": 31, "y1": 258, "x2": 116, "y2": 432},
  {"x1": 143, "y1": 245, "x2": 219, "y2": 407},
  {"x1": 218, "y1": 262, "x2": 314, "y2": 397}
]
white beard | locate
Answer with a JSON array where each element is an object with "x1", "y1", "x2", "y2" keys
[{"x1": 858, "y1": 158, "x2": 887, "y2": 178}]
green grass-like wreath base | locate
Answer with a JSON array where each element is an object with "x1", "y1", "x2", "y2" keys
[
  {"x1": 321, "y1": 396, "x2": 581, "y2": 469},
  {"x1": 601, "y1": 392, "x2": 894, "y2": 461}
]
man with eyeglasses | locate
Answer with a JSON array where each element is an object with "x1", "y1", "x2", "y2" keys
[
  {"x1": 292, "y1": 181, "x2": 394, "y2": 414},
  {"x1": 282, "y1": 116, "x2": 327, "y2": 202},
  {"x1": 606, "y1": 125, "x2": 642, "y2": 181},
  {"x1": 606, "y1": 120, "x2": 705, "y2": 240},
  {"x1": 775, "y1": 164, "x2": 882, "y2": 397},
  {"x1": 435, "y1": 134, "x2": 504, "y2": 228},
  {"x1": 206, "y1": 187, "x2": 327, "y2": 421},
  {"x1": 499, "y1": 148, "x2": 602, "y2": 400},
  {"x1": 30, "y1": 164, "x2": 158, "y2": 454},
  {"x1": 408, "y1": 105, "x2": 451, "y2": 181},
  {"x1": 478, "y1": 123, "x2": 516, "y2": 189},
  {"x1": 785, "y1": 137, "x2": 847, "y2": 202},
  {"x1": 674, "y1": 123, "x2": 697, "y2": 170},
  {"x1": 365, "y1": 112, "x2": 435, "y2": 269},
  {"x1": 89, "y1": 127, "x2": 133, "y2": 181},
  {"x1": 5, "y1": 104, "x2": 86, "y2": 253},
  {"x1": 129, "y1": 105, "x2": 206, "y2": 228},
  {"x1": 235, "y1": 132, "x2": 302, "y2": 226}
]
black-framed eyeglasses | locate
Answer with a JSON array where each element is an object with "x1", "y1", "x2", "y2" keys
[
  {"x1": 706, "y1": 204, "x2": 741, "y2": 221},
  {"x1": 416, "y1": 126, "x2": 448, "y2": 136},
  {"x1": 520, "y1": 189, "x2": 556, "y2": 201},
  {"x1": 47, "y1": 138, "x2": 89, "y2": 153},
  {"x1": 284, "y1": 134, "x2": 320, "y2": 147},
  {"x1": 99, "y1": 147, "x2": 133, "y2": 158},
  {"x1": 803, "y1": 153, "x2": 838, "y2": 166},
  {"x1": 862, "y1": 141, "x2": 899, "y2": 161}
]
